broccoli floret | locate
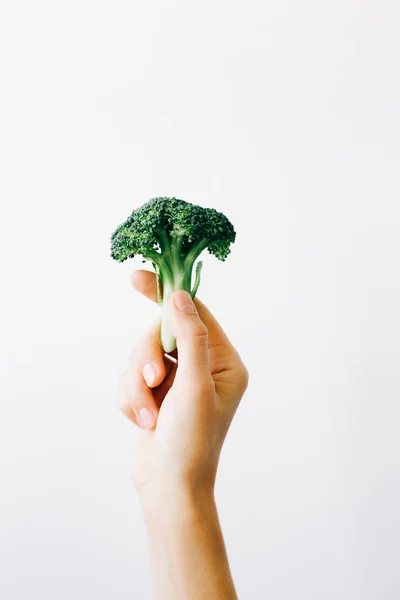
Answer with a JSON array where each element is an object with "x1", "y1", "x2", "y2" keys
[{"x1": 110, "y1": 197, "x2": 236, "y2": 352}]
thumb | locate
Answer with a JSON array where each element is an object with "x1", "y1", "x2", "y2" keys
[{"x1": 170, "y1": 290, "x2": 210, "y2": 380}]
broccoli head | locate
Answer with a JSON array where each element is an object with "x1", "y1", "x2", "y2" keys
[{"x1": 111, "y1": 196, "x2": 236, "y2": 352}]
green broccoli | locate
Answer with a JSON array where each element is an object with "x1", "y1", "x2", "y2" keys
[{"x1": 110, "y1": 197, "x2": 236, "y2": 352}]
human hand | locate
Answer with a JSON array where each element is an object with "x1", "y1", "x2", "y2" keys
[{"x1": 118, "y1": 270, "x2": 249, "y2": 495}]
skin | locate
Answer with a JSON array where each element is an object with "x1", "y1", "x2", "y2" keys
[{"x1": 118, "y1": 270, "x2": 249, "y2": 599}]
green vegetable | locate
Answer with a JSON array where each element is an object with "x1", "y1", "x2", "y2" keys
[{"x1": 110, "y1": 197, "x2": 236, "y2": 352}]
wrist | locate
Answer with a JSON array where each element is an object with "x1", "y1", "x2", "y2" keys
[
  {"x1": 138, "y1": 478, "x2": 237, "y2": 600},
  {"x1": 138, "y1": 478, "x2": 216, "y2": 522}
]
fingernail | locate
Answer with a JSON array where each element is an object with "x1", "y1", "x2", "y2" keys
[
  {"x1": 138, "y1": 407, "x2": 155, "y2": 429},
  {"x1": 141, "y1": 363, "x2": 156, "y2": 386},
  {"x1": 174, "y1": 291, "x2": 195, "y2": 313}
]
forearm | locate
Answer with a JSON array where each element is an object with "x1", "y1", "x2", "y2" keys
[{"x1": 139, "y1": 483, "x2": 238, "y2": 600}]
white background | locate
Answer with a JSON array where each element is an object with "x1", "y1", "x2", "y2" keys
[{"x1": 1, "y1": 1, "x2": 399, "y2": 599}]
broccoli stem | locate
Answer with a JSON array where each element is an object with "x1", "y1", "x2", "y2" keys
[
  {"x1": 152, "y1": 233, "x2": 207, "y2": 352},
  {"x1": 160, "y1": 263, "x2": 193, "y2": 353}
]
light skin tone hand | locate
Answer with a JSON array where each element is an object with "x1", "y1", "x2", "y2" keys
[{"x1": 119, "y1": 270, "x2": 249, "y2": 600}]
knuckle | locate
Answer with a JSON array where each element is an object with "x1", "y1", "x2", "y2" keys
[
  {"x1": 118, "y1": 370, "x2": 135, "y2": 405},
  {"x1": 118, "y1": 390, "x2": 138, "y2": 424},
  {"x1": 117, "y1": 389, "x2": 131, "y2": 415},
  {"x1": 118, "y1": 396, "x2": 130, "y2": 415},
  {"x1": 191, "y1": 322, "x2": 208, "y2": 343},
  {"x1": 118, "y1": 369, "x2": 129, "y2": 392},
  {"x1": 117, "y1": 371, "x2": 140, "y2": 426},
  {"x1": 132, "y1": 336, "x2": 162, "y2": 371},
  {"x1": 200, "y1": 377, "x2": 216, "y2": 395},
  {"x1": 117, "y1": 374, "x2": 130, "y2": 406},
  {"x1": 129, "y1": 347, "x2": 139, "y2": 366},
  {"x1": 237, "y1": 362, "x2": 249, "y2": 393},
  {"x1": 126, "y1": 389, "x2": 138, "y2": 411}
]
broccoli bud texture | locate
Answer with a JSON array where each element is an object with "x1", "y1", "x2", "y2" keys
[{"x1": 110, "y1": 197, "x2": 236, "y2": 352}]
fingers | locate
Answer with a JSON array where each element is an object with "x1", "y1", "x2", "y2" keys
[
  {"x1": 131, "y1": 270, "x2": 234, "y2": 352},
  {"x1": 131, "y1": 319, "x2": 167, "y2": 388},
  {"x1": 118, "y1": 369, "x2": 157, "y2": 428},
  {"x1": 118, "y1": 320, "x2": 166, "y2": 429},
  {"x1": 169, "y1": 291, "x2": 212, "y2": 383},
  {"x1": 131, "y1": 270, "x2": 158, "y2": 302}
]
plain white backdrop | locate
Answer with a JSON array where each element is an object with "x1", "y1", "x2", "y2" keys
[{"x1": 1, "y1": 1, "x2": 399, "y2": 598}]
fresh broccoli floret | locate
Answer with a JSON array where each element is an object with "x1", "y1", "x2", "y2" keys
[{"x1": 110, "y1": 197, "x2": 236, "y2": 352}]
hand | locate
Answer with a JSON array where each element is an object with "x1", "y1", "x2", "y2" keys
[{"x1": 118, "y1": 270, "x2": 249, "y2": 495}]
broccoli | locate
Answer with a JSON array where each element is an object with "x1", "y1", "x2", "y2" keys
[{"x1": 110, "y1": 197, "x2": 236, "y2": 352}]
